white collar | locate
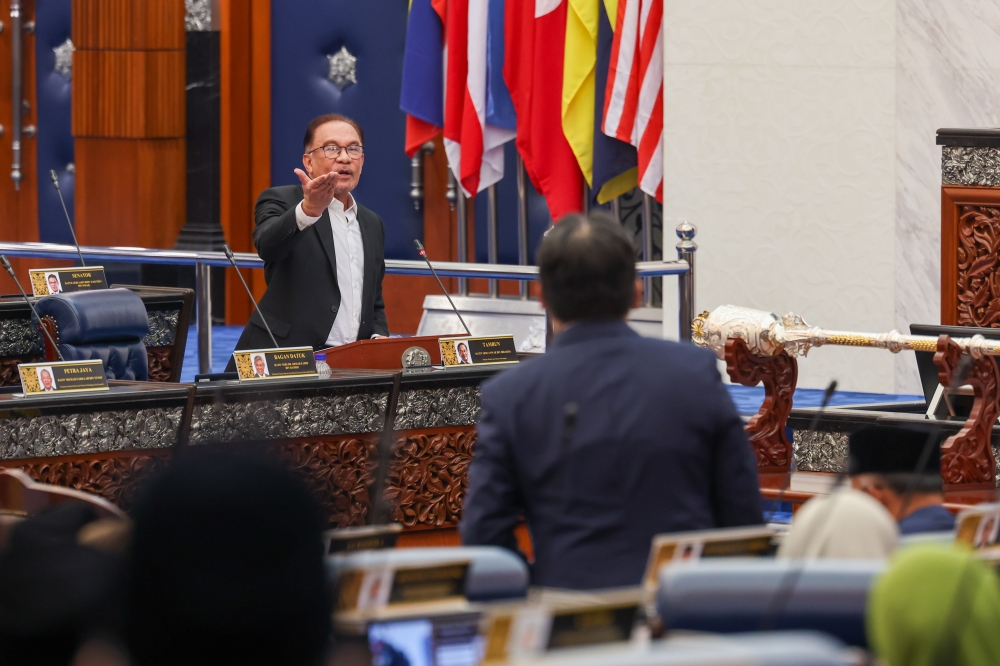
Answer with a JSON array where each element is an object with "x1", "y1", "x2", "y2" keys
[{"x1": 330, "y1": 194, "x2": 358, "y2": 218}]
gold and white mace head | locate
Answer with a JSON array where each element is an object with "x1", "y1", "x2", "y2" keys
[{"x1": 692, "y1": 305, "x2": 1000, "y2": 360}]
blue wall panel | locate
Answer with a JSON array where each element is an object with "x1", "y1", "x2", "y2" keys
[
  {"x1": 270, "y1": 0, "x2": 421, "y2": 260},
  {"x1": 34, "y1": 0, "x2": 74, "y2": 244}
]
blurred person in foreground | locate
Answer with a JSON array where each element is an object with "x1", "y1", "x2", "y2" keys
[
  {"x1": 124, "y1": 453, "x2": 332, "y2": 666},
  {"x1": 867, "y1": 545, "x2": 1000, "y2": 666},
  {"x1": 849, "y1": 425, "x2": 954, "y2": 535},
  {"x1": 778, "y1": 486, "x2": 898, "y2": 559},
  {"x1": 0, "y1": 503, "x2": 124, "y2": 666},
  {"x1": 460, "y1": 212, "x2": 763, "y2": 590}
]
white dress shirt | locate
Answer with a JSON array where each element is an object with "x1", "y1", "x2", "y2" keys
[{"x1": 295, "y1": 195, "x2": 366, "y2": 346}]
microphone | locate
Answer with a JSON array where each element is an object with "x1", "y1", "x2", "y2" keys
[
  {"x1": 223, "y1": 244, "x2": 279, "y2": 349},
  {"x1": 764, "y1": 380, "x2": 838, "y2": 522},
  {"x1": 1, "y1": 255, "x2": 65, "y2": 362},
  {"x1": 49, "y1": 169, "x2": 86, "y2": 267},
  {"x1": 413, "y1": 239, "x2": 472, "y2": 337}
]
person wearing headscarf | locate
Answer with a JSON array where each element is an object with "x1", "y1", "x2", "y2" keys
[
  {"x1": 867, "y1": 545, "x2": 1000, "y2": 666},
  {"x1": 777, "y1": 485, "x2": 898, "y2": 559},
  {"x1": 849, "y1": 424, "x2": 955, "y2": 535},
  {"x1": 124, "y1": 452, "x2": 332, "y2": 666}
]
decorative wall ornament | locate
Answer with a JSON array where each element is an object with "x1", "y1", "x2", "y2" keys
[
  {"x1": 395, "y1": 387, "x2": 481, "y2": 430},
  {"x1": 189, "y1": 392, "x2": 388, "y2": 443},
  {"x1": 184, "y1": 0, "x2": 214, "y2": 31},
  {"x1": 725, "y1": 336, "x2": 797, "y2": 470},
  {"x1": 12, "y1": 453, "x2": 168, "y2": 510},
  {"x1": 0, "y1": 318, "x2": 43, "y2": 356},
  {"x1": 53, "y1": 38, "x2": 74, "y2": 80},
  {"x1": 327, "y1": 46, "x2": 358, "y2": 91},
  {"x1": 942, "y1": 147, "x2": 1000, "y2": 188},
  {"x1": 143, "y1": 310, "x2": 179, "y2": 347},
  {"x1": 0, "y1": 408, "x2": 183, "y2": 459},
  {"x1": 275, "y1": 436, "x2": 378, "y2": 527},
  {"x1": 384, "y1": 428, "x2": 476, "y2": 528},
  {"x1": 793, "y1": 430, "x2": 848, "y2": 473},
  {"x1": 956, "y1": 205, "x2": 1000, "y2": 328}
]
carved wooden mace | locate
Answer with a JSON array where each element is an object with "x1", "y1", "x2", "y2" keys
[{"x1": 692, "y1": 305, "x2": 1000, "y2": 488}]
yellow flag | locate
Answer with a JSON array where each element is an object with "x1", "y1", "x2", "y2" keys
[{"x1": 562, "y1": 0, "x2": 599, "y2": 187}]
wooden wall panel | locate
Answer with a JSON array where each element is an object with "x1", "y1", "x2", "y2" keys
[
  {"x1": 72, "y1": 0, "x2": 185, "y2": 250},
  {"x1": 72, "y1": 0, "x2": 185, "y2": 50},
  {"x1": 941, "y1": 185, "x2": 1000, "y2": 327}
]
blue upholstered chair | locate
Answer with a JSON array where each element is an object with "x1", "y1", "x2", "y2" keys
[
  {"x1": 32, "y1": 288, "x2": 150, "y2": 381},
  {"x1": 656, "y1": 559, "x2": 885, "y2": 648}
]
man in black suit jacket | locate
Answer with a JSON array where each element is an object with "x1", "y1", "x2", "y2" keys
[
  {"x1": 460, "y1": 213, "x2": 763, "y2": 590},
  {"x1": 230, "y1": 114, "x2": 388, "y2": 359}
]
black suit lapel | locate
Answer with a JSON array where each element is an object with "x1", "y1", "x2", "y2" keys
[{"x1": 313, "y1": 209, "x2": 339, "y2": 282}]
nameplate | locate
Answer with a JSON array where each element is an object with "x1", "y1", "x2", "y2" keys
[
  {"x1": 643, "y1": 525, "x2": 777, "y2": 587},
  {"x1": 29, "y1": 267, "x2": 108, "y2": 296},
  {"x1": 324, "y1": 523, "x2": 402, "y2": 555},
  {"x1": 440, "y1": 335, "x2": 518, "y2": 367},
  {"x1": 18, "y1": 360, "x2": 108, "y2": 396},
  {"x1": 337, "y1": 561, "x2": 470, "y2": 612},
  {"x1": 232, "y1": 347, "x2": 317, "y2": 381},
  {"x1": 956, "y1": 504, "x2": 1000, "y2": 551}
]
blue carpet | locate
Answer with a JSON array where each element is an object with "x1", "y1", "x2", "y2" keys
[{"x1": 179, "y1": 326, "x2": 927, "y2": 412}]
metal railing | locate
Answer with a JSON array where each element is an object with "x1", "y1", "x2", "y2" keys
[{"x1": 0, "y1": 223, "x2": 696, "y2": 372}]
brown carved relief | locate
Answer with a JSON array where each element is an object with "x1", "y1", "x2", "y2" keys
[
  {"x1": 383, "y1": 427, "x2": 476, "y2": 529},
  {"x1": 0, "y1": 355, "x2": 43, "y2": 386},
  {"x1": 146, "y1": 346, "x2": 173, "y2": 382},
  {"x1": 8, "y1": 453, "x2": 169, "y2": 511},
  {"x1": 724, "y1": 336, "x2": 797, "y2": 471},
  {"x1": 273, "y1": 436, "x2": 379, "y2": 528},
  {"x1": 956, "y1": 204, "x2": 1000, "y2": 327},
  {"x1": 934, "y1": 335, "x2": 999, "y2": 488}
]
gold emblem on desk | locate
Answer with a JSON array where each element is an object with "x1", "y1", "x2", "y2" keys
[
  {"x1": 232, "y1": 347, "x2": 318, "y2": 381},
  {"x1": 18, "y1": 359, "x2": 108, "y2": 396},
  {"x1": 401, "y1": 346, "x2": 431, "y2": 368},
  {"x1": 440, "y1": 335, "x2": 518, "y2": 367},
  {"x1": 29, "y1": 267, "x2": 108, "y2": 296}
]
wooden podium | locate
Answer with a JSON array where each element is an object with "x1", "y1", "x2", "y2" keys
[{"x1": 318, "y1": 335, "x2": 457, "y2": 370}]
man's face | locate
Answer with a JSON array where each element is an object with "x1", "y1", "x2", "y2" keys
[
  {"x1": 302, "y1": 121, "x2": 365, "y2": 198},
  {"x1": 254, "y1": 357, "x2": 265, "y2": 375},
  {"x1": 458, "y1": 344, "x2": 470, "y2": 362},
  {"x1": 48, "y1": 276, "x2": 58, "y2": 292},
  {"x1": 40, "y1": 370, "x2": 52, "y2": 389}
]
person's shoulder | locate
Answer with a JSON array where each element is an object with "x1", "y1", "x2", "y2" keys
[
  {"x1": 631, "y1": 336, "x2": 719, "y2": 370},
  {"x1": 356, "y1": 202, "x2": 384, "y2": 225},
  {"x1": 256, "y1": 184, "x2": 303, "y2": 206}
]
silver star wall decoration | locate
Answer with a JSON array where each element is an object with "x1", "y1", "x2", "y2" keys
[
  {"x1": 53, "y1": 38, "x2": 74, "y2": 80},
  {"x1": 327, "y1": 46, "x2": 358, "y2": 91}
]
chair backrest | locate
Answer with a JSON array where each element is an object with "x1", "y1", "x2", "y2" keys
[
  {"x1": 0, "y1": 468, "x2": 127, "y2": 520},
  {"x1": 33, "y1": 287, "x2": 150, "y2": 380},
  {"x1": 328, "y1": 545, "x2": 529, "y2": 602},
  {"x1": 656, "y1": 559, "x2": 885, "y2": 648}
]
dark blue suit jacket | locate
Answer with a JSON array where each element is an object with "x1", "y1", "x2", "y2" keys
[{"x1": 459, "y1": 320, "x2": 764, "y2": 590}]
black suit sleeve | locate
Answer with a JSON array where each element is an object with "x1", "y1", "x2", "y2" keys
[
  {"x1": 701, "y1": 353, "x2": 765, "y2": 527},
  {"x1": 459, "y1": 391, "x2": 525, "y2": 557},
  {"x1": 372, "y1": 214, "x2": 388, "y2": 336},
  {"x1": 253, "y1": 188, "x2": 305, "y2": 264}
]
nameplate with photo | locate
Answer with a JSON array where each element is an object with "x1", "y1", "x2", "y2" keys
[
  {"x1": 439, "y1": 335, "x2": 518, "y2": 367},
  {"x1": 29, "y1": 267, "x2": 108, "y2": 296},
  {"x1": 956, "y1": 504, "x2": 1000, "y2": 551},
  {"x1": 18, "y1": 360, "x2": 108, "y2": 396},
  {"x1": 643, "y1": 525, "x2": 777, "y2": 587},
  {"x1": 337, "y1": 561, "x2": 471, "y2": 612},
  {"x1": 232, "y1": 347, "x2": 318, "y2": 381}
]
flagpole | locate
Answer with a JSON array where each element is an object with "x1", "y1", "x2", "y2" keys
[
  {"x1": 642, "y1": 192, "x2": 654, "y2": 307},
  {"x1": 516, "y1": 154, "x2": 530, "y2": 300},
  {"x1": 487, "y1": 183, "x2": 500, "y2": 297},
  {"x1": 457, "y1": 191, "x2": 469, "y2": 296}
]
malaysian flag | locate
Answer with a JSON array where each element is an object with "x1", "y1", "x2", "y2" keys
[{"x1": 601, "y1": 0, "x2": 663, "y2": 202}]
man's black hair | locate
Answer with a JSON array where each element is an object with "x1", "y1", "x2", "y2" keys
[
  {"x1": 879, "y1": 472, "x2": 943, "y2": 497},
  {"x1": 536, "y1": 213, "x2": 636, "y2": 323},
  {"x1": 303, "y1": 113, "x2": 365, "y2": 151}
]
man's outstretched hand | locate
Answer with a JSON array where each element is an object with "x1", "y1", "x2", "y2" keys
[{"x1": 295, "y1": 168, "x2": 337, "y2": 217}]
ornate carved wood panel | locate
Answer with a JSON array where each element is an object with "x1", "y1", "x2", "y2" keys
[
  {"x1": 0, "y1": 355, "x2": 42, "y2": 386},
  {"x1": 934, "y1": 335, "x2": 999, "y2": 488},
  {"x1": 942, "y1": 186, "x2": 1000, "y2": 326},
  {"x1": 383, "y1": 426, "x2": 476, "y2": 529},
  {"x1": 725, "y1": 336, "x2": 797, "y2": 472}
]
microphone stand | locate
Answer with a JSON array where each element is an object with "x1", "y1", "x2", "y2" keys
[
  {"x1": 413, "y1": 239, "x2": 471, "y2": 336},
  {"x1": 223, "y1": 245, "x2": 279, "y2": 349},
  {"x1": 49, "y1": 170, "x2": 86, "y2": 267}
]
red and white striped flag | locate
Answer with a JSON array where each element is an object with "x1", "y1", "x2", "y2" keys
[{"x1": 601, "y1": 0, "x2": 663, "y2": 202}]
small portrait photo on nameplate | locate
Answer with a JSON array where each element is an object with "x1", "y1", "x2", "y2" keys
[
  {"x1": 18, "y1": 359, "x2": 108, "y2": 396},
  {"x1": 29, "y1": 266, "x2": 108, "y2": 296},
  {"x1": 439, "y1": 335, "x2": 518, "y2": 368},
  {"x1": 231, "y1": 347, "x2": 318, "y2": 381},
  {"x1": 956, "y1": 504, "x2": 1000, "y2": 551}
]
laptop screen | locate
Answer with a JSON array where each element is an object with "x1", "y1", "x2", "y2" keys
[{"x1": 909, "y1": 323, "x2": 1000, "y2": 406}]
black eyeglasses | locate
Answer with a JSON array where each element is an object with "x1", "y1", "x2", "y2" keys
[{"x1": 307, "y1": 144, "x2": 365, "y2": 160}]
